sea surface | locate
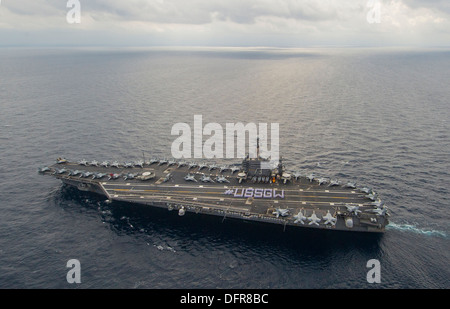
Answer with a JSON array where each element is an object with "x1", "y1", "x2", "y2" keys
[{"x1": 0, "y1": 47, "x2": 449, "y2": 289}]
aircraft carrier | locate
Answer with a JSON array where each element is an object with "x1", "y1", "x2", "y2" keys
[{"x1": 39, "y1": 147, "x2": 389, "y2": 233}]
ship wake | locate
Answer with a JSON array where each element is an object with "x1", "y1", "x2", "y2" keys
[{"x1": 387, "y1": 222, "x2": 448, "y2": 238}]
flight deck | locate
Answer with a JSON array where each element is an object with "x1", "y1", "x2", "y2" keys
[{"x1": 40, "y1": 156, "x2": 389, "y2": 233}]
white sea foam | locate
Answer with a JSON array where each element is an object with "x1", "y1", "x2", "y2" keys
[{"x1": 387, "y1": 222, "x2": 448, "y2": 238}]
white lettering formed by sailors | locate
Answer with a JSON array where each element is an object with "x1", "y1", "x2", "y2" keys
[{"x1": 224, "y1": 188, "x2": 285, "y2": 199}]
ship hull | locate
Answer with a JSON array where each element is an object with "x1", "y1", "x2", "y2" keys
[{"x1": 42, "y1": 159, "x2": 389, "y2": 233}]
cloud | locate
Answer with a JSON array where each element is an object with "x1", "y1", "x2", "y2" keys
[
  {"x1": 403, "y1": 0, "x2": 450, "y2": 14},
  {"x1": 0, "y1": 0, "x2": 449, "y2": 46}
]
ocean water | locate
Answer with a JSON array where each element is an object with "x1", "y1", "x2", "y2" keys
[{"x1": 0, "y1": 47, "x2": 449, "y2": 289}]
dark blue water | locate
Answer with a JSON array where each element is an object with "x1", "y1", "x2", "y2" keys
[{"x1": 0, "y1": 47, "x2": 449, "y2": 288}]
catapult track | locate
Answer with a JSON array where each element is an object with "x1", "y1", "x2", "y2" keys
[{"x1": 41, "y1": 160, "x2": 389, "y2": 233}]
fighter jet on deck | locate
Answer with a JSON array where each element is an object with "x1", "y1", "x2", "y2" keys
[
  {"x1": 188, "y1": 162, "x2": 198, "y2": 169},
  {"x1": 162, "y1": 173, "x2": 172, "y2": 183},
  {"x1": 308, "y1": 211, "x2": 321, "y2": 226},
  {"x1": 184, "y1": 174, "x2": 198, "y2": 182},
  {"x1": 110, "y1": 161, "x2": 121, "y2": 168},
  {"x1": 345, "y1": 204, "x2": 362, "y2": 216},
  {"x1": 198, "y1": 163, "x2": 208, "y2": 170},
  {"x1": 229, "y1": 166, "x2": 240, "y2": 173},
  {"x1": 123, "y1": 173, "x2": 138, "y2": 180},
  {"x1": 134, "y1": 160, "x2": 144, "y2": 168},
  {"x1": 200, "y1": 175, "x2": 214, "y2": 183},
  {"x1": 323, "y1": 210, "x2": 337, "y2": 226},
  {"x1": 273, "y1": 208, "x2": 290, "y2": 218},
  {"x1": 123, "y1": 162, "x2": 134, "y2": 168},
  {"x1": 328, "y1": 179, "x2": 341, "y2": 187},
  {"x1": 78, "y1": 159, "x2": 88, "y2": 166},
  {"x1": 107, "y1": 173, "x2": 121, "y2": 180},
  {"x1": 293, "y1": 171, "x2": 303, "y2": 180},
  {"x1": 92, "y1": 173, "x2": 107, "y2": 179},
  {"x1": 148, "y1": 158, "x2": 159, "y2": 165},
  {"x1": 294, "y1": 210, "x2": 307, "y2": 224},
  {"x1": 216, "y1": 175, "x2": 230, "y2": 183},
  {"x1": 317, "y1": 177, "x2": 328, "y2": 185},
  {"x1": 344, "y1": 182, "x2": 357, "y2": 189},
  {"x1": 38, "y1": 166, "x2": 50, "y2": 173}
]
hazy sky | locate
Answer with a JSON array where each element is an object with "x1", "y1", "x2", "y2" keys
[{"x1": 0, "y1": 0, "x2": 449, "y2": 47}]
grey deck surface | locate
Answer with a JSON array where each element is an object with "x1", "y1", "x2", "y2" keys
[{"x1": 42, "y1": 160, "x2": 389, "y2": 232}]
